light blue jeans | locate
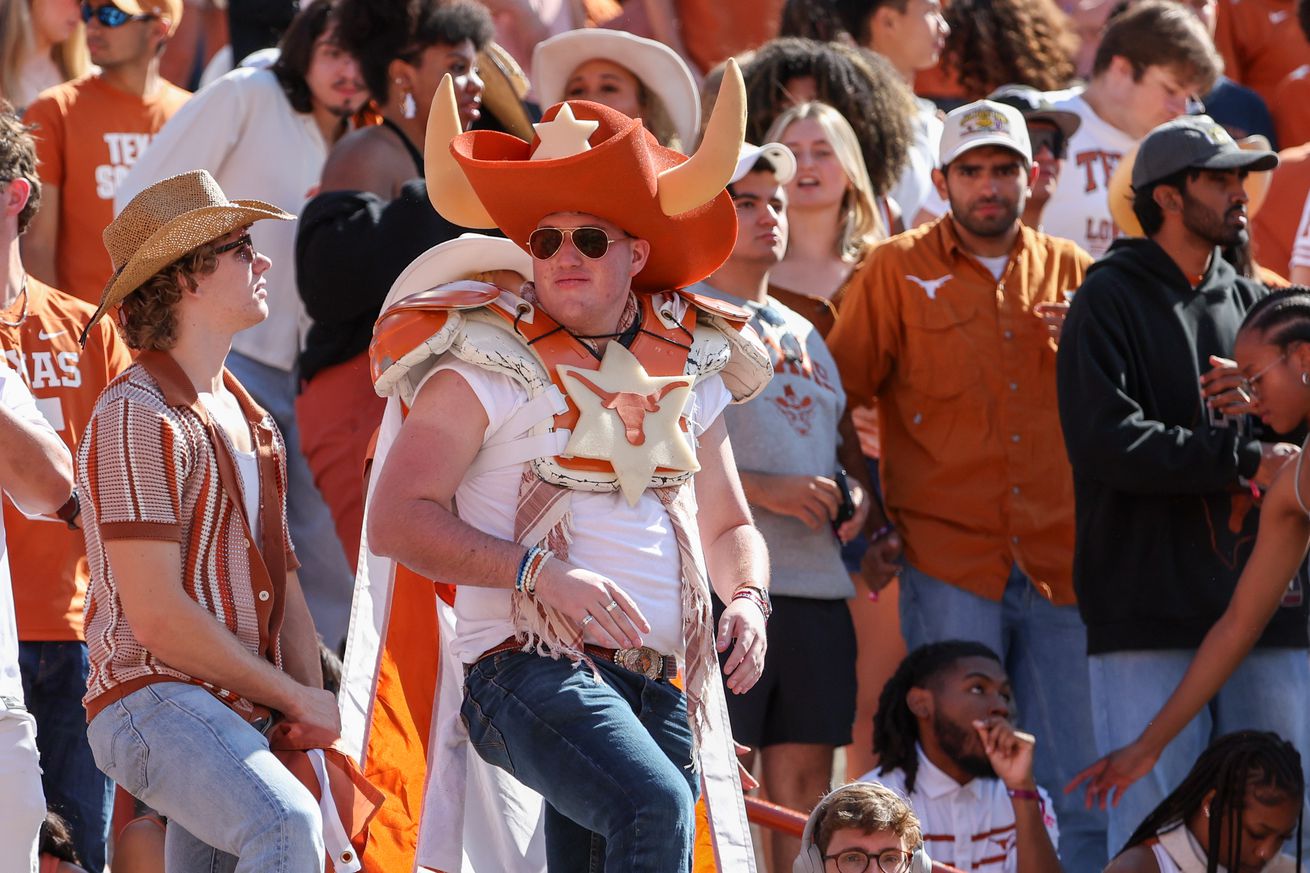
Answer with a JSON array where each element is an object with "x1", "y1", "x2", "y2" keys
[
  {"x1": 899, "y1": 562, "x2": 1108, "y2": 873},
  {"x1": 1088, "y1": 648, "x2": 1310, "y2": 856},
  {"x1": 225, "y1": 352, "x2": 354, "y2": 650},
  {"x1": 86, "y1": 683, "x2": 323, "y2": 873}
]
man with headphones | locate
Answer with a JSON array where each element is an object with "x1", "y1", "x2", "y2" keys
[{"x1": 795, "y1": 781, "x2": 932, "y2": 873}]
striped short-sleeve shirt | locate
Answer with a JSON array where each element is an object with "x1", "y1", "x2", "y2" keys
[{"x1": 78, "y1": 351, "x2": 298, "y2": 721}]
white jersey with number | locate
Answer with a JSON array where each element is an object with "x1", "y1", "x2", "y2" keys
[{"x1": 1042, "y1": 93, "x2": 1138, "y2": 258}]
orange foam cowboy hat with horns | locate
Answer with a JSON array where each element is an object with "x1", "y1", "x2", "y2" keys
[{"x1": 424, "y1": 60, "x2": 747, "y2": 292}]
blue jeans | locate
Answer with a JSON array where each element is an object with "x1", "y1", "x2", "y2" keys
[
  {"x1": 86, "y1": 683, "x2": 324, "y2": 873},
  {"x1": 899, "y1": 563, "x2": 1107, "y2": 873},
  {"x1": 462, "y1": 651, "x2": 699, "y2": 873},
  {"x1": 1089, "y1": 648, "x2": 1310, "y2": 856},
  {"x1": 225, "y1": 352, "x2": 354, "y2": 650},
  {"x1": 18, "y1": 642, "x2": 111, "y2": 872}
]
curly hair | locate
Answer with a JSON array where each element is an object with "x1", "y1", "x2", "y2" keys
[
  {"x1": 0, "y1": 102, "x2": 41, "y2": 234},
  {"x1": 118, "y1": 243, "x2": 220, "y2": 352},
  {"x1": 743, "y1": 38, "x2": 914, "y2": 197},
  {"x1": 336, "y1": 0, "x2": 494, "y2": 104},
  {"x1": 942, "y1": 0, "x2": 1079, "y2": 98}
]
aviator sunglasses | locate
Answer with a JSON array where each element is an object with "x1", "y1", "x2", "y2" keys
[
  {"x1": 81, "y1": 2, "x2": 155, "y2": 26},
  {"x1": 528, "y1": 226, "x2": 627, "y2": 260},
  {"x1": 1028, "y1": 127, "x2": 1067, "y2": 160}
]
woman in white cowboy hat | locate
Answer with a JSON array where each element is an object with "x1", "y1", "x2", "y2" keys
[
  {"x1": 532, "y1": 28, "x2": 700, "y2": 150},
  {"x1": 77, "y1": 170, "x2": 343, "y2": 871}
]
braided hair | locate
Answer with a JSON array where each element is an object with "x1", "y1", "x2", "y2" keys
[
  {"x1": 1241, "y1": 286, "x2": 1310, "y2": 350},
  {"x1": 872, "y1": 640, "x2": 1002, "y2": 793},
  {"x1": 1120, "y1": 731, "x2": 1303, "y2": 872}
]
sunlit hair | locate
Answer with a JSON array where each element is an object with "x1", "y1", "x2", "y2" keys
[
  {"x1": 0, "y1": 0, "x2": 89, "y2": 107},
  {"x1": 942, "y1": 0, "x2": 1078, "y2": 98},
  {"x1": 1119, "y1": 731, "x2": 1303, "y2": 872},
  {"x1": 813, "y1": 782, "x2": 923, "y2": 856},
  {"x1": 0, "y1": 101, "x2": 41, "y2": 233},
  {"x1": 118, "y1": 242, "x2": 220, "y2": 351},
  {"x1": 742, "y1": 37, "x2": 914, "y2": 198},
  {"x1": 765, "y1": 101, "x2": 883, "y2": 262}
]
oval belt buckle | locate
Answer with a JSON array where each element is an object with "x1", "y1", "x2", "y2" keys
[{"x1": 616, "y1": 646, "x2": 660, "y2": 680}]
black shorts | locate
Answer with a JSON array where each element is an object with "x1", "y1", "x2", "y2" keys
[{"x1": 714, "y1": 594, "x2": 857, "y2": 748}]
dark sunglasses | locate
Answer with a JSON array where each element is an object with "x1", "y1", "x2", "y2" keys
[
  {"x1": 528, "y1": 226, "x2": 627, "y2": 260},
  {"x1": 1029, "y1": 128, "x2": 1067, "y2": 159},
  {"x1": 213, "y1": 233, "x2": 255, "y2": 263},
  {"x1": 81, "y1": 2, "x2": 154, "y2": 27}
]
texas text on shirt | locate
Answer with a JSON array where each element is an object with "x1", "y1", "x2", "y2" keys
[
  {"x1": 864, "y1": 747, "x2": 1060, "y2": 873},
  {"x1": 1041, "y1": 92, "x2": 1136, "y2": 257},
  {"x1": 0, "y1": 275, "x2": 132, "y2": 640}
]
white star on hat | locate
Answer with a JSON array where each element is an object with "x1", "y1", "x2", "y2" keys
[{"x1": 531, "y1": 104, "x2": 601, "y2": 162}]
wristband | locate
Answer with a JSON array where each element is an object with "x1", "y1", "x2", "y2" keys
[
  {"x1": 55, "y1": 490, "x2": 80, "y2": 530},
  {"x1": 731, "y1": 586, "x2": 771, "y2": 621},
  {"x1": 1007, "y1": 788, "x2": 1044, "y2": 810},
  {"x1": 514, "y1": 546, "x2": 552, "y2": 596}
]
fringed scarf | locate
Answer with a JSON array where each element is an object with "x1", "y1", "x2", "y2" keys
[{"x1": 505, "y1": 468, "x2": 717, "y2": 765}]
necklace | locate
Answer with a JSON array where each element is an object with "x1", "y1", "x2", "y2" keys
[{"x1": 0, "y1": 275, "x2": 28, "y2": 328}]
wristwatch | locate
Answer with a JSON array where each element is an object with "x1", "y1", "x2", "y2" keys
[{"x1": 54, "y1": 491, "x2": 80, "y2": 530}]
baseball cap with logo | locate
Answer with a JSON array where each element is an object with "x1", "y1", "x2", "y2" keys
[
  {"x1": 731, "y1": 142, "x2": 796, "y2": 185},
  {"x1": 1130, "y1": 114, "x2": 1278, "y2": 189},
  {"x1": 939, "y1": 100, "x2": 1032, "y2": 167}
]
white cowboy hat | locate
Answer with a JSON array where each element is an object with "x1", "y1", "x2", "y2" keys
[
  {"x1": 381, "y1": 233, "x2": 533, "y2": 313},
  {"x1": 531, "y1": 29, "x2": 701, "y2": 149}
]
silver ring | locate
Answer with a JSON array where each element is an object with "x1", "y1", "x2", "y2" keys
[
  {"x1": 605, "y1": 601, "x2": 620, "y2": 612},
  {"x1": 580, "y1": 615, "x2": 595, "y2": 627}
]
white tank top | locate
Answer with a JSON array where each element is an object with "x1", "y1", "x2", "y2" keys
[{"x1": 1151, "y1": 842, "x2": 1182, "y2": 873}]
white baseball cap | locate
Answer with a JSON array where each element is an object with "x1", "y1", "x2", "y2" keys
[
  {"x1": 939, "y1": 100, "x2": 1032, "y2": 167},
  {"x1": 731, "y1": 142, "x2": 797, "y2": 185}
]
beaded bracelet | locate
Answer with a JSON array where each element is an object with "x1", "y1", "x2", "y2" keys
[
  {"x1": 1006, "y1": 788, "x2": 1045, "y2": 811},
  {"x1": 514, "y1": 545, "x2": 553, "y2": 596},
  {"x1": 731, "y1": 587, "x2": 771, "y2": 621}
]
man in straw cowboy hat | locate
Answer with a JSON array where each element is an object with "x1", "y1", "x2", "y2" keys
[
  {"x1": 340, "y1": 62, "x2": 772, "y2": 871},
  {"x1": 75, "y1": 170, "x2": 339, "y2": 869}
]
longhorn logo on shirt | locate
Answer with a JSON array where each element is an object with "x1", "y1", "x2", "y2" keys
[
  {"x1": 565, "y1": 372, "x2": 690, "y2": 446},
  {"x1": 906, "y1": 274, "x2": 952, "y2": 300},
  {"x1": 773, "y1": 384, "x2": 815, "y2": 436}
]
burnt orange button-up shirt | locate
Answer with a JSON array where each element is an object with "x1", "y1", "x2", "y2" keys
[{"x1": 828, "y1": 218, "x2": 1092, "y2": 605}]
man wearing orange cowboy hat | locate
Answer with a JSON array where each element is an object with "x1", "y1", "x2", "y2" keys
[{"x1": 343, "y1": 62, "x2": 773, "y2": 872}]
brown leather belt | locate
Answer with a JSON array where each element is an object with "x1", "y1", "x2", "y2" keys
[{"x1": 473, "y1": 636, "x2": 678, "y2": 681}]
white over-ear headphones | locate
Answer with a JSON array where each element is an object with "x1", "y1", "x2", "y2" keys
[{"x1": 793, "y1": 783, "x2": 932, "y2": 873}]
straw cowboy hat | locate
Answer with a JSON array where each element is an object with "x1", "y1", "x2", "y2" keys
[
  {"x1": 82, "y1": 170, "x2": 293, "y2": 344},
  {"x1": 531, "y1": 29, "x2": 701, "y2": 149},
  {"x1": 1107, "y1": 135, "x2": 1276, "y2": 238},
  {"x1": 424, "y1": 59, "x2": 745, "y2": 292}
]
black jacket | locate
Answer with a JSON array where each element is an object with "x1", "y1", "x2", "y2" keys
[{"x1": 1056, "y1": 238, "x2": 1307, "y2": 654}]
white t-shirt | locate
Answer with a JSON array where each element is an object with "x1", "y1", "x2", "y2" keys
[
  {"x1": 862, "y1": 746, "x2": 1060, "y2": 873},
  {"x1": 1291, "y1": 190, "x2": 1310, "y2": 273},
  {"x1": 1, "y1": 364, "x2": 61, "y2": 702},
  {"x1": 1042, "y1": 93, "x2": 1138, "y2": 257},
  {"x1": 200, "y1": 394, "x2": 261, "y2": 536},
  {"x1": 428, "y1": 357, "x2": 733, "y2": 663},
  {"x1": 891, "y1": 98, "x2": 946, "y2": 225}
]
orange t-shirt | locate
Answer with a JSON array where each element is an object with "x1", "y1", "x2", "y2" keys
[
  {"x1": 1251, "y1": 142, "x2": 1310, "y2": 277},
  {"x1": 23, "y1": 75, "x2": 190, "y2": 303},
  {"x1": 676, "y1": 0, "x2": 785, "y2": 74},
  {"x1": 1214, "y1": 0, "x2": 1310, "y2": 105},
  {"x1": 0, "y1": 276, "x2": 132, "y2": 640},
  {"x1": 1273, "y1": 65, "x2": 1310, "y2": 149}
]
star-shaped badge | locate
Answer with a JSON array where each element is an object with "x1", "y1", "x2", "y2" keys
[
  {"x1": 531, "y1": 104, "x2": 600, "y2": 161},
  {"x1": 559, "y1": 342, "x2": 699, "y2": 505}
]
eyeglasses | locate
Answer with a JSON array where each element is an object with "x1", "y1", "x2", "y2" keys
[
  {"x1": 81, "y1": 2, "x2": 154, "y2": 27},
  {"x1": 527, "y1": 226, "x2": 627, "y2": 260},
  {"x1": 823, "y1": 848, "x2": 914, "y2": 873},
  {"x1": 213, "y1": 233, "x2": 255, "y2": 264},
  {"x1": 1238, "y1": 350, "x2": 1291, "y2": 400},
  {"x1": 1028, "y1": 128, "x2": 1066, "y2": 160}
]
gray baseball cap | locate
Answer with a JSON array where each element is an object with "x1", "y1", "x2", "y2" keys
[{"x1": 1131, "y1": 115, "x2": 1278, "y2": 189}]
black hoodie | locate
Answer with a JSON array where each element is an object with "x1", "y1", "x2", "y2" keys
[{"x1": 1057, "y1": 238, "x2": 1307, "y2": 655}]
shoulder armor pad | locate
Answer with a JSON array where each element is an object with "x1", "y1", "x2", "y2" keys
[
  {"x1": 678, "y1": 289, "x2": 752, "y2": 325},
  {"x1": 379, "y1": 280, "x2": 502, "y2": 316}
]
